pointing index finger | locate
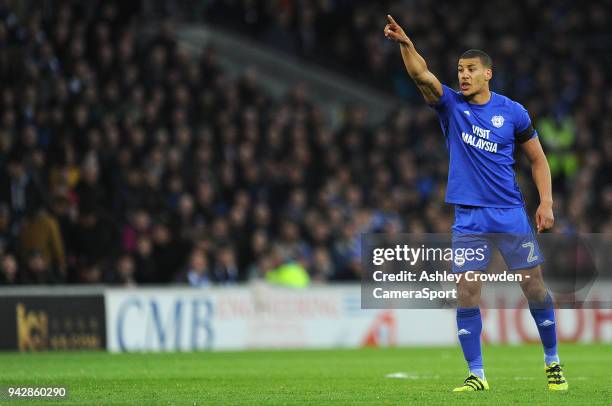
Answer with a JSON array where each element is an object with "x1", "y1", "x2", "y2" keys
[{"x1": 387, "y1": 14, "x2": 397, "y2": 25}]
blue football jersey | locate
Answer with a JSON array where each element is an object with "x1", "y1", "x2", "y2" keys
[{"x1": 431, "y1": 84, "x2": 538, "y2": 208}]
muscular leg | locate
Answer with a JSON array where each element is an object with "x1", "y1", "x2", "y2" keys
[
  {"x1": 517, "y1": 265, "x2": 548, "y2": 303},
  {"x1": 518, "y1": 265, "x2": 560, "y2": 365},
  {"x1": 456, "y1": 272, "x2": 485, "y2": 379},
  {"x1": 458, "y1": 271, "x2": 483, "y2": 307}
]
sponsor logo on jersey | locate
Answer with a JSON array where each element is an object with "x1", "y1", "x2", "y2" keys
[
  {"x1": 461, "y1": 124, "x2": 498, "y2": 153},
  {"x1": 491, "y1": 115, "x2": 505, "y2": 128}
]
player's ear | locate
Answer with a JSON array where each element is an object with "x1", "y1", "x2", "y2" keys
[{"x1": 484, "y1": 68, "x2": 492, "y2": 81}]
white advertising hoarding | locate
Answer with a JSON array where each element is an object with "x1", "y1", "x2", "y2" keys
[{"x1": 105, "y1": 284, "x2": 612, "y2": 352}]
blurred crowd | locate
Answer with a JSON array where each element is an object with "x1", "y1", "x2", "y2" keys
[
  {"x1": 202, "y1": 1, "x2": 612, "y2": 216},
  {"x1": 1, "y1": 0, "x2": 610, "y2": 286}
]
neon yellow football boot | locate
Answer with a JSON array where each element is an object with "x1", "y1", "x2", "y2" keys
[
  {"x1": 546, "y1": 362, "x2": 568, "y2": 391},
  {"x1": 453, "y1": 373, "x2": 490, "y2": 392}
]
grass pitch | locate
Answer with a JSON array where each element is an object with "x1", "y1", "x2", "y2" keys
[{"x1": 0, "y1": 343, "x2": 610, "y2": 405}]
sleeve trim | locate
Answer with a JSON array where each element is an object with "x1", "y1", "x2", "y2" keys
[{"x1": 515, "y1": 124, "x2": 535, "y2": 144}]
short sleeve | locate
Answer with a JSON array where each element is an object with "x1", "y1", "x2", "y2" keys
[
  {"x1": 514, "y1": 102, "x2": 538, "y2": 143},
  {"x1": 429, "y1": 84, "x2": 457, "y2": 112}
]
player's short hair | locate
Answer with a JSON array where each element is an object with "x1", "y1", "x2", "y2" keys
[{"x1": 459, "y1": 49, "x2": 493, "y2": 70}]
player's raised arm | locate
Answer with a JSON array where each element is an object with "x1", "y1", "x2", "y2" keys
[{"x1": 384, "y1": 14, "x2": 443, "y2": 105}]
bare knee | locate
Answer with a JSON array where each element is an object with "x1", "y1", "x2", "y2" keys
[{"x1": 518, "y1": 266, "x2": 548, "y2": 302}]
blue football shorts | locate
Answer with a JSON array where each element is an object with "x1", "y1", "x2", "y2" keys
[{"x1": 451, "y1": 205, "x2": 544, "y2": 273}]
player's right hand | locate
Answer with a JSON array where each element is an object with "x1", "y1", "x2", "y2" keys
[{"x1": 384, "y1": 15, "x2": 411, "y2": 45}]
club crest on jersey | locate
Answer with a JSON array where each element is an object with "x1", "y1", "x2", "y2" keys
[{"x1": 491, "y1": 115, "x2": 504, "y2": 128}]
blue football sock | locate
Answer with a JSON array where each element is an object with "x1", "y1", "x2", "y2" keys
[
  {"x1": 529, "y1": 292, "x2": 559, "y2": 365},
  {"x1": 457, "y1": 307, "x2": 484, "y2": 379},
  {"x1": 471, "y1": 368, "x2": 485, "y2": 380}
]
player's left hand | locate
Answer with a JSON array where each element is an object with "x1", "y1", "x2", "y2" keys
[
  {"x1": 535, "y1": 203, "x2": 554, "y2": 232},
  {"x1": 384, "y1": 15, "x2": 411, "y2": 45}
]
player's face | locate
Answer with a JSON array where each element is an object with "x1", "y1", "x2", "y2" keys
[{"x1": 457, "y1": 58, "x2": 491, "y2": 97}]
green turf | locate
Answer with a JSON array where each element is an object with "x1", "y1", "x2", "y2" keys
[{"x1": 0, "y1": 344, "x2": 610, "y2": 405}]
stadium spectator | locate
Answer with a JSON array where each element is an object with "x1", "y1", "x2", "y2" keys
[
  {"x1": 151, "y1": 221, "x2": 186, "y2": 283},
  {"x1": 20, "y1": 250, "x2": 55, "y2": 284},
  {"x1": 310, "y1": 246, "x2": 334, "y2": 282},
  {"x1": 0, "y1": 203, "x2": 13, "y2": 255},
  {"x1": 212, "y1": 245, "x2": 239, "y2": 284},
  {"x1": 17, "y1": 195, "x2": 66, "y2": 279},
  {"x1": 133, "y1": 235, "x2": 158, "y2": 284},
  {"x1": 69, "y1": 205, "x2": 120, "y2": 282},
  {"x1": 177, "y1": 248, "x2": 211, "y2": 287},
  {"x1": 0, "y1": 253, "x2": 18, "y2": 284},
  {"x1": 1, "y1": 152, "x2": 42, "y2": 228},
  {"x1": 109, "y1": 254, "x2": 137, "y2": 286},
  {"x1": 264, "y1": 244, "x2": 310, "y2": 288}
]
